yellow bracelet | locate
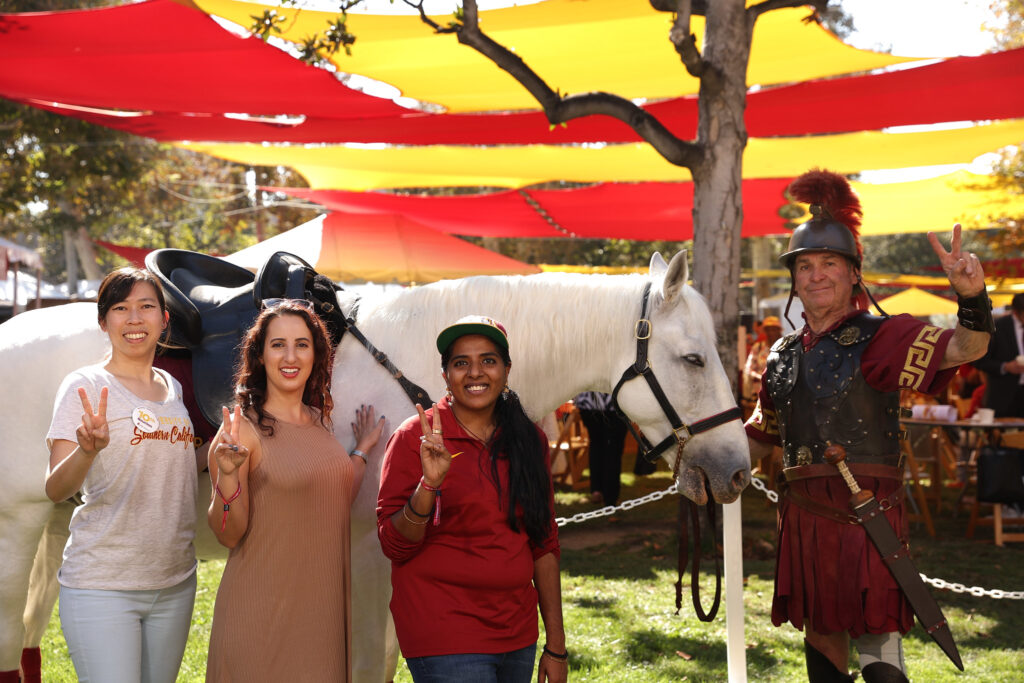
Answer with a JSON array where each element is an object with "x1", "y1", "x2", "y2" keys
[{"x1": 402, "y1": 503, "x2": 429, "y2": 525}]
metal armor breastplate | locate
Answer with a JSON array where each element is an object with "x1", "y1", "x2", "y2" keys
[{"x1": 765, "y1": 314, "x2": 903, "y2": 468}]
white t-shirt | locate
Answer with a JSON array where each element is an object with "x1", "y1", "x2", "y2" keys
[{"x1": 47, "y1": 363, "x2": 198, "y2": 590}]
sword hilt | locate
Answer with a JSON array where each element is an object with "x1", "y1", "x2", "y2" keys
[{"x1": 824, "y1": 443, "x2": 875, "y2": 507}]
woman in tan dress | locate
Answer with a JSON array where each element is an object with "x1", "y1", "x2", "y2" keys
[{"x1": 205, "y1": 299, "x2": 386, "y2": 682}]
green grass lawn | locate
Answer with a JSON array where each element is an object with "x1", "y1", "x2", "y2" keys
[{"x1": 40, "y1": 464, "x2": 1024, "y2": 681}]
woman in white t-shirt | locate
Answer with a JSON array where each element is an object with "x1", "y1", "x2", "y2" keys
[{"x1": 45, "y1": 267, "x2": 199, "y2": 683}]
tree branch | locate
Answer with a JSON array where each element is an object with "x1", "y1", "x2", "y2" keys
[
  {"x1": 430, "y1": 0, "x2": 702, "y2": 169},
  {"x1": 747, "y1": 0, "x2": 828, "y2": 22}
]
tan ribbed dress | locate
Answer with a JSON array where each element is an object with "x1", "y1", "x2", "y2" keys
[{"x1": 206, "y1": 415, "x2": 353, "y2": 683}]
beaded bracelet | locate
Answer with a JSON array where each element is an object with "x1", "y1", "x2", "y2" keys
[
  {"x1": 350, "y1": 448, "x2": 367, "y2": 463},
  {"x1": 419, "y1": 477, "x2": 442, "y2": 526}
]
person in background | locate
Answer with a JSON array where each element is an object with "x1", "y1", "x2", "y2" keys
[
  {"x1": 574, "y1": 391, "x2": 628, "y2": 506},
  {"x1": 974, "y1": 292, "x2": 1024, "y2": 418},
  {"x1": 44, "y1": 267, "x2": 199, "y2": 683},
  {"x1": 377, "y1": 315, "x2": 567, "y2": 683},
  {"x1": 205, "y1": 299, "x2": 385, "y2": 682},
  {"x1": 745, "y1": 169, "x2": 991, "y2": 683},
  {"x1": 743, "y1": 316, "x2": 784, "y2": 407}
]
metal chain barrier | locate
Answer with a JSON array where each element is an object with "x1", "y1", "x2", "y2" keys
[{"x1": 557, "y1": 477, "x2": 1024, "y2": 600}]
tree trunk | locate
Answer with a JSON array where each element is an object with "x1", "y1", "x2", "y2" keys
[
  {"x1": 690, "y1": 0, "x2": 752, "y2": 395},
  {"x1": 74, "y1": 227, "x2": 103, "y2": 281},
  {"x1": 63, "y1": 229, "x2": 79, "y2": 297}
]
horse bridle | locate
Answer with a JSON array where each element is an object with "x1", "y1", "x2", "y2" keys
[{"x1": 610, "y1": 282, "x2": 744, "y2": 464}]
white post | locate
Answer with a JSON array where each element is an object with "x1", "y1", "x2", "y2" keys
[{"x1": 723, "y1": 496, "x2": 747, "y2": 682}]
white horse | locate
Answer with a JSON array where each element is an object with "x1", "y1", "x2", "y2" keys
[{"x1": 0, "y1": 251, "x2": 749, "y2": 681}]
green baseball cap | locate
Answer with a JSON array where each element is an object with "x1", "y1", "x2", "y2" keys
[{"x1": 436, "y1": 315, "x2": 509, "y2": 354}]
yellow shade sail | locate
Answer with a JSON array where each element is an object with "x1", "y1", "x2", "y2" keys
[
  {"x1": 195, "y1": 0, "x2": 920, "y2": 113},
  {"x1": 849, "y1": 171, "x2": 1024, "y2": 236},
  {"x1": 183, "y1": 118, "x2": 1024, "y2": 191}
]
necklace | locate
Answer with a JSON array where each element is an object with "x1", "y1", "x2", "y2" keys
[{"x1": 452, "y1": 410, "x2": 495, "y2": 444}]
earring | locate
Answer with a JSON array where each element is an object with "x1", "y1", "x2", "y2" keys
[
  {"x1": 502, "y1": 384, "x2": 510, "y2": 399},
  {"x1": 445, "y1": 388, "x2": 454, "y2": 405}
]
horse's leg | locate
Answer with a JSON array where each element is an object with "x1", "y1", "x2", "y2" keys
[
  {"x1": 20, "y1": 502, "x2": 73, "y2": 683},
  {"x1": 0, "y1": 502, "x2": 53, "y2": 679},
  {"x1": 350, "y1": 520, "x2": 396, "y2": 682}
]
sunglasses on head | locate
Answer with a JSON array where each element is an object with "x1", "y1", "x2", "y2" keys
[{"x1": 261, "y1": 297, "x2": 314, "y2": 311}]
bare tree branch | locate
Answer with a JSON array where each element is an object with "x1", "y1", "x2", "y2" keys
[
  {"x1": 747, "y1": 0, "x2": 828, "y2": 22},
  {"x1": 420, "y1": 0, "x2": 703, "y2": 168}
]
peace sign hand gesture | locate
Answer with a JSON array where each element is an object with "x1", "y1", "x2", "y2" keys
[
  {"x1": 417, "y1": 403, "x2": 451, "y2": 488},
  {"x1": 214, "y1": 405, "x2": 250, "y2": 476},
  {"x1": 76, "y1": 387, "x2": 109, "y2": 457},
  {"x1": 927, "y1": 223, "x2": 986, "y2": 297}
]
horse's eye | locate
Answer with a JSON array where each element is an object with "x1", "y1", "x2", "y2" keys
[{"x1": 682, "y1": 354, "x2": 704, "y2": 367}]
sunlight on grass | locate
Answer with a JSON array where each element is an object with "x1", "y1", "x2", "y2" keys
[{"x1": 40, "y1": 470, "x2": 1023, "y2": 682}]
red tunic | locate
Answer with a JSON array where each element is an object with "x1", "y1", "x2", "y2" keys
[
  {"x1": 377, "y1": 398, "x2": 559, "y2": 658},
  {"x1": 745, "y1": 312, "x2": 956, "y2": 637}
]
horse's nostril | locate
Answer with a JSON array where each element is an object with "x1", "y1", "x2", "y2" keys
[{"x1": 731, "y1": 468, "x2": 750, "y2": 490}]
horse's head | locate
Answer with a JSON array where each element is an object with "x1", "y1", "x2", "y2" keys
[{"x1": 610, "y1": 251, "x2": 751, "y2": 505}]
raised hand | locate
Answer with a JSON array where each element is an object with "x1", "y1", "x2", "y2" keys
[
  {"x1": 417, "y1": 403, "x2": 451, "y2": 488},
  {"x1": 927, "y1": 223, "x2": 986, "y2": 297},
  {"x1": 351, "y1": 404, "x2": 386, "y2": 454},
  {"x1": 76, "y1": 387, "x2": 109, "y2": 456},
  {"x1": 213, "y1": 405, "x2": 250, "y2": 475}
]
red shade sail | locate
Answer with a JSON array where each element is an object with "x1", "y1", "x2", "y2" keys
[
  {"x1": 0, "y1": 0, "x2": 407, "y2": 119},
  {"x1": 3, "y1": 0, "x2": 1021, "y2": 145},
  {"x1": 277, "y1": 178, "x2": 795, "y2": 240}
]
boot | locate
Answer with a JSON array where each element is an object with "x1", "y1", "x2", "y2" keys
[
  {"x1": 861, "y1": 661, "x2": 909, "y2": 683},
  {"x1": 805, "y1": 639, "x2": 855, "y2": 683}
]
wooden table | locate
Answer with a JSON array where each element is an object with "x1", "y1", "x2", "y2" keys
[{"x1": 900, "y1": 417, "x2": 1024, "y2": 544}]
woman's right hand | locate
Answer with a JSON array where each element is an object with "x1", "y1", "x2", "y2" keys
[
  {"x1": 75, "y1": 387, "x2": 109, "y2": 457},
  {"x1": 213, "y1": 405, "x2": 250, "y2": 475},
  {"x1": 417, "y1": 403, "x2": 451, "y2": 487}
]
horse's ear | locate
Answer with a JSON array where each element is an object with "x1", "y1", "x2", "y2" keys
[
  {"x1": 649, "y1": 252, "x2": 668, "y2": 277},
  {"x1": 662, "y1": 250, "x2": 689, "y2": 302}
]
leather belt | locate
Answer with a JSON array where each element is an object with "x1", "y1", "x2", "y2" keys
[
  {"x1": 783, "y1": 462, "x2": 904, "y2": 482},
  {"x1": 781, "y1": 485, "x2": 906, "y2": 525}
]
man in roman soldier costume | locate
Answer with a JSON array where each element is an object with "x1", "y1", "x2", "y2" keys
[{"x1": 745, "y1": 169, "x2": 993, "y2": 682}]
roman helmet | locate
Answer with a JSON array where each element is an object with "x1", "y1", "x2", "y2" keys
[{"x1": 780, "y1": 169, "x2": 887, "y2": 323}]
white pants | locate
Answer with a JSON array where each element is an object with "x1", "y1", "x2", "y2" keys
[{"x1": 59, "y1": 572, "x2": 197, "y2": 683}]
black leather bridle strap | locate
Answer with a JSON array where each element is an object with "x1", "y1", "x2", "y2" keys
[
  {"x1": 675, "y1": 495, "x2": 722, "y2": 622},
  {"x1": 339, "y1": 311, "x2": 433, "y2": 409},
  {"x1": 611, "y1": 281, "x2": 742, "y2": 463}
]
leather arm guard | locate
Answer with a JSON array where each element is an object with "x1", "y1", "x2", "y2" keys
[{"x1": 956, "y1": 290, "x2": 995, "y2": 334}]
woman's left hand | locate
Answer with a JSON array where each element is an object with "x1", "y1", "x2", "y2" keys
[{"x1": 352, "y1": 404, "x2": 386, "y2": 454}]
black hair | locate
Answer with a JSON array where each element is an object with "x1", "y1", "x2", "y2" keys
[
  {"x1": 1011, "y1": 293, "x2": 1024, "y2": 314},
  {"x1": 441, "y1": 339, "x2": 552, "y2": 546},
  {"x1": 96, "y1": 267, "x2": 167, "y2": 324}
]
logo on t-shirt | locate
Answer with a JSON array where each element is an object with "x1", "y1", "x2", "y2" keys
[{"x1": 132, "y1": 407, "x2": 159, "y2": 433}]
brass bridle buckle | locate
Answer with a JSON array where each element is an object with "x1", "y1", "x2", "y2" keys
[{"x1": 634, "y1": 318, "x2": 652, "y2": 340}]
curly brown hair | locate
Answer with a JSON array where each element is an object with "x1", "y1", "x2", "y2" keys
[{"x1": 233, "y1": 300, "x2": 334, "y2": 436}]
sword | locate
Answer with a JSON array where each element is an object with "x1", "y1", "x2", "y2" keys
[{"x1": 823, "y1": 443, "x2": 964, "y2": 671}]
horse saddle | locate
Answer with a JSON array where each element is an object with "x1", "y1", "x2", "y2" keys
[{"x1": 145, "y1": 249, "x2": 345, "y2": 429}]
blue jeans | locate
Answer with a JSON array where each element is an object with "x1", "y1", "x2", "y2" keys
[
  {"x1": 59, "y1": 572, "x2": 196, "y2": 683},
  {"x1": 406, "y1": 643, "x2": 537, "y2": 683}
]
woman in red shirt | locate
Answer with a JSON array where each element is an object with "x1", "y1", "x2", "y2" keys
[{"x1": 377, "y1": 315, "x2": 567, "y2": 683}]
